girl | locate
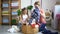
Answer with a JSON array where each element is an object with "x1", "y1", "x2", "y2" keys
[
  {"x1": 18, "y1": 8, "x2": 29, "y2": 31},
  {"x1": 19, "y1": 8, "x2": 28, "y2": 24}
]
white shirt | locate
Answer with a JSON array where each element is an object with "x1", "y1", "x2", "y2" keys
[{"x1": 22, "y1": 14, "x2": 28, "y2": 21}]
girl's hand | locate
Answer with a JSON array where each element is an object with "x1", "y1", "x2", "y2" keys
[{"x1": 22, "y1": 20, "x2": 27, "y2": 24}]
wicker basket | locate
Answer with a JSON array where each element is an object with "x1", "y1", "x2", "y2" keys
[{"x1": 21, "y1": 25, "x2": 39, "y2": 34}]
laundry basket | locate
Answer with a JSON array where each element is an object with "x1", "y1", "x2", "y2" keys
[{"x1": 21, "y1": 24, "x2": 39, "y2": 34}]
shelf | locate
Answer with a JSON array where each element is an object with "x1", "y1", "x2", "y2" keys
[
  {"x1": 2, "y1": 23, "x2": 9, "y2": 25},
  {"x1": 2, "y1": 0, "x2": 9, "y2": 1},
  {"x1": 2, "y1": 14, "x2": 10, "y2": 16},
  {"x1": 2, "y1": 16, "x2": 9, "y2": 23},
  {"x1": 12, "y1": 0, "x2": 18, "y2": 1},
  {"x1": 2, "y1": 1, "x2": 9, "y2": 5},
  {"x1": 2, "y1": 22, "x2": 9, "y2": 23},
  {"x1": 12, "y1": 9, "x2": 18, "y2": 12},
  {"x1": 11, "y1": 2, "x2": 18, "y2": 7},
  {"x1": 2, "y1": 2, "x2": 9, "y2": 3},
  {"x1": 2, "y1": 4, "x2": 9, "y2": 7},
  {"x1": 12, "y1": 16, "x2": 18, "y2": 19},
  {"x1": 12, "y1": 14, "x2": 18, "y2": 16},
  {"x1": 0, "y1": 0, "x2": 21, "y2": 25},
  {"x1": 2, "y1": 7, "x2": 9, "y2": 9},
  {"x1": 12, "y1": 12, "x2": 18, "y2": 15},
  {"x1": 2, "y1": 9, "x2": 9, "y2": 11},
  {"x1": 11, "y1": 6, "x2": 18, "y2": 9},
  {"x1": 2, "y1": 11, "x2": 9, "y2": 15}
]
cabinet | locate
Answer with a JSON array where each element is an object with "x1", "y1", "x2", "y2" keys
[{"x1": 0, "y1": 0, "x2": 21, "y2": 25}]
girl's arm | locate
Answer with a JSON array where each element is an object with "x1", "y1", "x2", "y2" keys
[
  {"x1": 19, "y1": 15, "x2": 24, "y2": 24},
  {"x1": 19, "y1": 15, "x2": 22, "y2": 22}
]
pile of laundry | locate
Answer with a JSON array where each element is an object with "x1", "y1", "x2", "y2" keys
[{"x1": 7, "y1": 25, "x2": 20, "y2": 33}]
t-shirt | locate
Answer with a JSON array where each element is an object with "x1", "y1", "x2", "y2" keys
[{"x1": 22, "y1": 14, "x2": 28, "y2": 22}]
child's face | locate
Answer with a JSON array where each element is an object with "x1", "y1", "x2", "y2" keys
[
  {"x1": 23, "y1": 9, "x2": 27, "y2": 14},
  {"x1": 34, "y1": 5, "x2": 39, "y2": 8},
  {"x1": 34, "y1": 3, "x2": 40, "y2": 8}
]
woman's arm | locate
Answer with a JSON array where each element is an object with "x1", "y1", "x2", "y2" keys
[
  {"x1": 40, "y1": 9, "x2": 46, "y2": 23},
  {"x1": 40, "y1": 9, "x2": 46, "y2": 18}
]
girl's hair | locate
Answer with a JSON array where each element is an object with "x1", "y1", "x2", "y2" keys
[
  {"x1": 22, "y1": 8, "x2": 27, "y2": 11},
  {"x1": 22, "y1": 7, "x2": 28, "y2": 15},
  {"x1": 20, "y1": 8, "x2": 28, "y2": 20}
]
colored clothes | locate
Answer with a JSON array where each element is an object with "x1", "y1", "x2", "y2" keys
[
  {"x1": 39, "y1": 23, "x2": 46, "y2": 31},
  {"x1": 39, "y1": 23, "x2": 58, "y2": 34}
]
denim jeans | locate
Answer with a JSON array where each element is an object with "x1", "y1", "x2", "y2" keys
[
  {"x1": 39, "y1": 23, "x2": 58, "y2": 34},
  {"x1": 39, "y1": 23, "x2": 46, "y2": 31},
  {"x1": 17, "y1": 23, "x2": 22, "y2": 31}
]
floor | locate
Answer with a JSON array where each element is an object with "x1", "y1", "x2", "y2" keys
[
  {"x1": 0, "y1": 25, "x2": 60, "y2": 34},
  {"x1": 0, "y1": 25, "x2": 42, "y2": 34}
]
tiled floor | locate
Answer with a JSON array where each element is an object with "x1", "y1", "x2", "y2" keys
[{"x1": 0, "y1": 25, "x2": 59, "y2": 34}]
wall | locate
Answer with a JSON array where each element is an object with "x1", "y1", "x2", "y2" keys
[
  {"x1": 42, "y1": 0, "x2": 56, "y2": 12},
  {"x1": 21, "y1": 0, "x2": 31, "y2": 8},
  {"x1": 21, "y1": 0, "x2": 57, "y2": 11},
  {"x1": 21, "y1": 0, "x2": 40, "y2": 9}
]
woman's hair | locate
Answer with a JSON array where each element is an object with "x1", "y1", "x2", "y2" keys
[{"x1": 34, "y1": 1, "x2": 40, "y2": 6}]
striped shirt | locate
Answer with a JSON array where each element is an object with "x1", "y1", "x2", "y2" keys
[{"x1": 31, "y1": 8, "x2": 40, "y2": 23}]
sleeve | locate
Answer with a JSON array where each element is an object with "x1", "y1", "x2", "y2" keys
[
  {"x1": 34, "y1": 9, "x2": 40, "y2": 22},
  {"x1": 34, "y1": 9, "x2": 40, "y2": 19},
  {"x1": 38, "y1": 11, "x2": 40, "y2": 19},
  {"x1": 31, "y1": 9, "x2": 37, "y2": 18}
]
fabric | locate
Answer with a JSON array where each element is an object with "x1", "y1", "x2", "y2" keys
[
  {"x1": 39, "y1": 23, "x2": 46, "y2": 31},
  {"x1": 42, "y1": 30, "x2": 58, "y2": 34},
  {"x1": 39, "y1": 23, "x2": 58, "y2": 34},
  {"x1": 7, "y1": 25, "x2": 20, "y2": 33}
]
